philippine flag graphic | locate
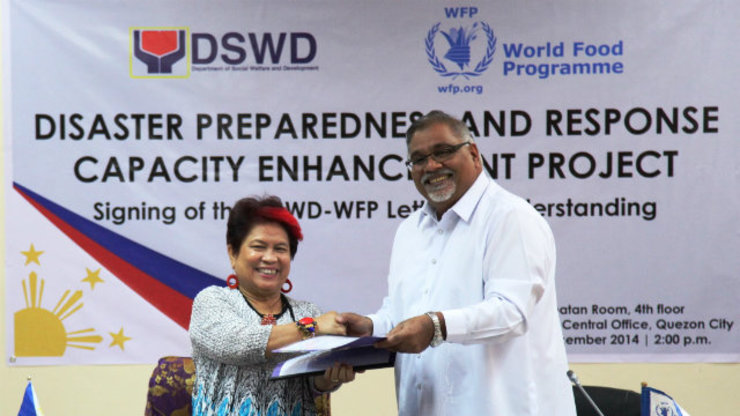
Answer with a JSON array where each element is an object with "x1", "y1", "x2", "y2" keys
[
  {"x1": 130, "y1": 27, "x2": 189, "y2": 78},
  {"x1": 13, "y1": 182, "x2": 222, "y2": 331}
]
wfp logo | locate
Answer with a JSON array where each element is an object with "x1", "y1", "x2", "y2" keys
[
  {"x1": 130, "y1": 28, "x2": 189, "y2": 78},
  {"x1": 426, "y1": 10, "x2": 496, "y2": 79},
  {"x1": 427, "y1": 7, "x2": 496, "y2": 95},
  {"x1": 427, "y1": 22, "x2": 496, "y2": 79},
  {"x1": 653, "y1": 402, "x2": 677, "y2": 416}
]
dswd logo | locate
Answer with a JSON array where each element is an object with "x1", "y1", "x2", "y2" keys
[
  {"x1": 130, "y1": 28, "x2": 189, "y2": 78},
  {"x1": 427, "y1": 7, "x2": 496, "y2": 95}
]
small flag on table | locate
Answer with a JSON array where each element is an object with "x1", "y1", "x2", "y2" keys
[
  {"x1": 641, "y1": 384, "x2": 691, "y2": 416},
  {"x1": 18, "y1": 380, "x2": 45, "y2": 416}
]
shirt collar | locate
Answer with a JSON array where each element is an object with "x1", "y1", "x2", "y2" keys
[{"x1": 418, "y1": 171, "x2": 489, "y2": 225}]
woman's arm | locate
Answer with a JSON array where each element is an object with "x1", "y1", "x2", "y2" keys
[
  {"x1": 189, "y1": 287, "x2": 272, "y2": 365},
  {"x1": 265, "y1": 310, "x2": 347, "y2": 357}
]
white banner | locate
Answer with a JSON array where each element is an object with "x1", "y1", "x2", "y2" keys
[{"x1": 4, "y1": 0, "x2": 739, "y2": 365}]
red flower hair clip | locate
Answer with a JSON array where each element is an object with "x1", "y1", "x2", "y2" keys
[{"x1": 257, "y1": 206, "x2": 303, "y2": 241}]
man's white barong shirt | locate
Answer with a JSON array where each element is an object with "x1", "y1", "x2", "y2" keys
[{"x1": 369, "y1": 172, "x2": 576, "y2": 416}]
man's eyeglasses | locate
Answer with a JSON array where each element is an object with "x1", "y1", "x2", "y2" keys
[{"x1": 405, "y1": 141, "x2": 472, "y2": 170}]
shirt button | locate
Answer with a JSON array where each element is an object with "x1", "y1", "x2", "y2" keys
[
  {"x1": 438, "y1": 229, "x2": 443, "y2": 234},
  {"x1": 431, "y1": 258, "x2": 437, "y2": 264},
  {"x1": 417, "y1": 384, "x2": 422, "y2": 390}
]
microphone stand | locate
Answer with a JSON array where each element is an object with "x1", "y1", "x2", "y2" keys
[{"x1": 567, "y1": 370, "x2": 606, "y2": 416}]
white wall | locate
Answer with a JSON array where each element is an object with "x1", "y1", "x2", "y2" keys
[{"x1": 1, "y1": 358, "x2": 739, "y2": 415}]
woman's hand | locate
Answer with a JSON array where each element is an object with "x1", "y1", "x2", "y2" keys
[
  {"x1": 313, "y1": 362, "x2": 356, "y2": 392},
  {"x1": 316, "y1": 311, "x2": 348, "y2": 336}
]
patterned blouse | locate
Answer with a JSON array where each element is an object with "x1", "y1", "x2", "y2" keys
[{"x1": 189, "y1": 286, "x2": 322, "y2": 416}]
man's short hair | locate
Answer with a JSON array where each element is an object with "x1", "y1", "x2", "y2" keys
[{"x1": 405, "y1": 110, "x2": 474, "y2": 145}]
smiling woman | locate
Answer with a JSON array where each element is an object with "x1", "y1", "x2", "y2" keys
[
  {"x1": 188, "y1": 195, "x2": 356, "y2": 416},
  {"x1": 229, "y1": 222, "x2": 293, "y2": 301}
]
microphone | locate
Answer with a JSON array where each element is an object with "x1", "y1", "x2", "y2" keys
[{"x1": 567, "y1": 369, "x2": 606, "y2": 416}]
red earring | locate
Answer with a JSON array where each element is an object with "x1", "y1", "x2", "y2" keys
[
  {"x1": 281, "y1": 279, "x2": 293, "y2": 293},
  {"x1": 226, "y1": 274, "x2": 239, "y2": 289}
]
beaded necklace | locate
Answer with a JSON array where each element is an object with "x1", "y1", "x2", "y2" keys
[{"x1": 243, "y1": 293, "x2": 296, "y2": 325}]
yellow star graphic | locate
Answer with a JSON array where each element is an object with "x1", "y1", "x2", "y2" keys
[
  {"x1": 21, "y1": 244, "x2": 44, "y2": 266},
  {"x1": 81, "y1": 268, "x2": 105, "y2": 290},
  {"x1": 109, "y1": 328, "x2": 132, "y2": 350}
]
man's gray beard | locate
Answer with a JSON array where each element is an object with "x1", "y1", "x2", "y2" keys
[
  {"x1": 426, "y1": 185, "x2": 456, "y2": 202},
  {"x1": 421, "y1": 170, "x2": 456, "y2": 203}
]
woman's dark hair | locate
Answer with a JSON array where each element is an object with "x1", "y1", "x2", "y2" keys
[{"x1": 226, "y1": 195, "x2": 301, "y2": 258}]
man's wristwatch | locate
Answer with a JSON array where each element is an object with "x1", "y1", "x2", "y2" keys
[
  {"x1": 426, "y1": 312, "x2": 444, "y2": 347},
  {"x1": 297, "y1": 317, "x2": 318, "y2": 339}
]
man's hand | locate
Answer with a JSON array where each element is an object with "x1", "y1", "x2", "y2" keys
[
  {"x1": 336, "y1": 312, "x2": 374, "y2": 337},
  {"x1": 375, "y1": 314, "x2": 434, "y2": 353}
]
